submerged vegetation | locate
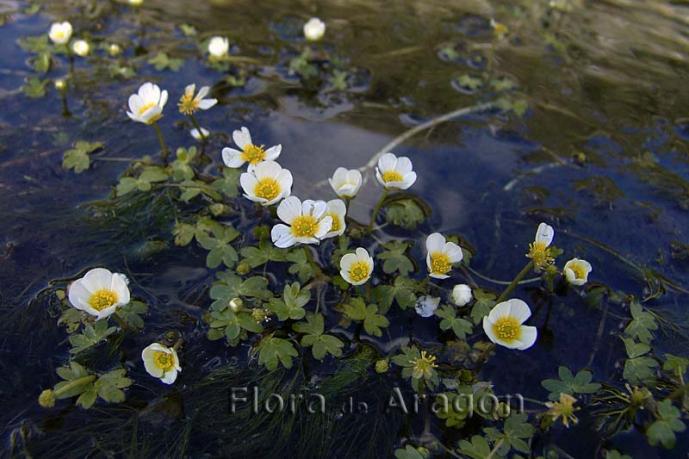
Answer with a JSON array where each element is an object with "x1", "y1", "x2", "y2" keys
[{"x1": 2, "y1": 0, "x2": 689, "y2": 457}]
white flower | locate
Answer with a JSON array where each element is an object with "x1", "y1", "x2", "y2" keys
[
  {"x1": 208, "y1": 36, "x2": 229, "y2": 58},
  {"x1": 71, "y1": 39, "x2": 90, "y2": 57},
  {"x1": 415, "y1": 295, "x2": 440, "y2": 318},
  {"x1": 67, "y1": 268, "x2": 131, "y2": 320},
  {"x1": 563, "y1": 258, "x2": 592, "y2": 286},
  {"x1": 108, "y1": 43, "x2": 122, "y2": 56},
  {"x1": 329, "y1": 167, "x2": 362, "y2": 198},
  {"x1": 129, "y1": 0, "x2": 143, "y2": 5},
  {"x1": 482, "y1": 299, "x2": 537, "y2": 350},
  {"x1": 222, "y1": 126, "x2": 282, "y2": 169},
  {"x1": 142, "y1": 343, "x2": 181, "y2": 384},
  {"x1": 323, "y1": 199, "x2": 346, "y2": 238},
  {"x1": 126, "y1": 82, "x2": 168, "y2": 125},
  {"x1": 190, "y1": 128, "x2": 209, "y2": 141},
  {"x1": 339, "y1": 247, "x2": 374, "y2": 285},
  {"x1": 303, "y1": 17, "x2": 326, "y2": 41},
  {"x1": 178, "y1": 84, "x2": 217, "y2": 115},
  {"x1": 426, "y1": 232, "x2": 463, "y2": 279},
  {"x1": 452, "y1": 284, "x2": 472, "y2": 306},
  {"x1": 375, "y1": 153, "x2": 417, "y2": 190},
  {"x1": 271, "y1": 196, "x2": 332, "y2": 248},
  {"x1": 49, "y1": 22, "x2": 72, "y2": 45},
  {"x1": 240, "y1": 160, "x2": 292, "y2": 206},
  {"x1": 534, "y1": 222, "x2": 554, "y2": 247}
]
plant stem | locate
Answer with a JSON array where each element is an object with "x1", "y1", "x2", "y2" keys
[
  {"x1": 151, "y1": 122, "x2": 169, "y2": 161},
  {"x1": 54, "y1": 375, "x2": 97, "y2": 398},
  {"x1": 189, "y1": 114, "x2": 207, "y2": 141},
  {"x1": 496, "y1": 261, "x2": 534, "y2": 303},
  {"x1": 367, "y1": 190, "x2": 387, "y2": 232}
]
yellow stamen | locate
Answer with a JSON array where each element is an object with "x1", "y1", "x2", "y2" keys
[
  {"x1": 178, "y1": 91, "x2": 199, "y2": 115},
  {"x1": 327, "y1": 213, "x2": 342, "y2": 233},
  {"x1": 492, "y1": 316, "x2": 522, "y2": 343},
  {"x1": 88, "y1": 289, "x2": 118, "y2": 311},
  {"x1": 348, "y1": 261, "x2": 370, "y2": 283},
  {"x1": 545, "y1": 393, "x2": 579, "y2": 428},
  {"x1": 253, "y1": 178, "x2": 281, "y2": 201},
  {"x1": 569, "y1": 262, "x2": 587, "y2": 279},
  {"x1": 411, "y1": 351, "x2": 437, "y2": 379},
  {"x1": 153, "y1": 351, "x2": 175, "y2": 371},
  {"x1": 382, "y1": 170, "x2": 403, "y2": 183},
  {"x1": 430, "y1": 252, "x2": 452, "y2": 275},
  {"x1": 138, "y1": 101, "x2": 157, "y2": 116},
  {"x1": 241, "y1": 144, "x2": 266, "y2": 165},
  {"x1": 291, "y1": 215, "x2": 319, "y2": 238},
  {"x1": 527, "y1": 241, "x2": 553, "y2": 269}
]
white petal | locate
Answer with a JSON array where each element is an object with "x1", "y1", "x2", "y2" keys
[
  {"x1": 277, "y1": 196, "x2": 302, "y2": 224},
  {"x1": 198, "y1": 99, "x2": 217, "y2": 110},
  {"x1": 240, "y1": 172, "x2": 258, "y2": 196},
  {"x1": 399, "y1": 172, "x2": 417, "y2": 189},
  {"x1": 515, "y1": 326, "x2": 538, "y2": 350},
  {"x1": 487, "y1": 301, "x2": 512, "y2": 323},
  {"x1": 426, "y1": 233, "x2": 446, "y2": 253},
  {"x1": 159, "y1": 90, "x2": 168, "y2": 109},
  {"x1": 535, "y1": 223, "x2": 554, "y2": 246},
  {"x1": 222, "y1": 148, "x2": 245, "y2": 168},
  {"x1": 264, "y1": 145, "x2": 282, "y2": 161},
  {"x1": 83, "y1": 268, "x2": 114, "y2": 291},
  {"x1": 160, "y1": 369, "x2": 178, "y2": 384},
  {"x1": 339, "y1": 253, "x2": 357, "y2": 271},
  {"x1": 111, "y1": 274, "x2": 131, "y2": 306},
  {"x1": 505, "y1": 298, "x2": 531, "y2": 323},
  {"x1": 271, "y1": 224, "x2": 296, "y2": 248},
  {"x1": 254, "y1": 160, "x2": 282, "y2": 179},
  {"x1": 444, "y1": 242, "x2": 464, "y2": 263},
  {"x1": 233, "y1": 127, "x2": 252, "y2": 149},
  {"x1": 378, "y1": 153, "x2": 397, "y2": 172},
  {"x1": 396, "y1": 156, "x2": 413, "y2": 174},
  {"x1": 68, "y1": 281, "x2": 93, "y2": 310},
  {"x1": 314, "y1": 216, "x2": 332, "y2": 239}
]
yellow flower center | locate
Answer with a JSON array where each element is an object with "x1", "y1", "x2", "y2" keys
[
  {"x1": 527, "y1": 241, "x2": 553, "y2": 269},
  {"x1": 492, "y1": 316, "x2": 522, "y2": 343},
  {"x1": 348, "y1": 261, "x2": 370, "y2": 283},
  {"x1": 178, "y1": 92, "x2": 199, "y2": 115},
  {"x1": 253, "y1": 178, "x2": 281, "y2": 201},
  {"x1": 291, "y1": 215, "x2": 319, "y2": 238},
  {"x1": 54, "y1": 31, "x2": 65, "y2": 40},
  {"x1": 241, "y1": 144, "x2": 266, "y2": 165},
  {"x1": 411, "y1": 351, "x2": 437, "y2": 379},
  {"x1": 138, "y1": 101, "x2": 157, "y2": 116},
  {"x1": 569, "y1": 262, "x2": 587, "y2": 279},
  {"x1": 153, "y1": 351, "x2": 175, "y2": 371},
  {"x1": 327, "y1": 212, "x2": 341, "y2": 233},
  {"x1": 430, "y1": 252, "x2": 452, "y2": 275},
  {"x1": 382, "y1": 170, "x2": 403, "y2": 183},
  {"x1": 87, "y1": 289, "x2": 119, "y2": 311}
]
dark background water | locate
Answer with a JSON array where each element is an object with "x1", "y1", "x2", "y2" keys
[{"x1": 1, "y1": 0, "x2": 689, "y2": 457}]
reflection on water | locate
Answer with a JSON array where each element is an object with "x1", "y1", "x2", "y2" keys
[{"x1": 1, "y1": 0, "x2": 689, "y2": 457}]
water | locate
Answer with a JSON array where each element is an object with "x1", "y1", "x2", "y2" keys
[{"x1": 1, "y1": 0, "x2": 689, "y2": 457}]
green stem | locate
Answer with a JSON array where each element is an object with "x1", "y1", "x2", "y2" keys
[
  {"x1": 189, "y1": 114, "x2": 207, "y2": 141},
  {"x1": 54, "y1": 375, "x2": 97, "y2": 398},
  {"x1": 151, "y1": 122, "x2": 169, "y2": 161},
  {"x1": 496, "y1": 261, "x2": 534, "y2": 303},
  {"x1": 367, "y1": 190, "x2": 388, "y2": 232}
]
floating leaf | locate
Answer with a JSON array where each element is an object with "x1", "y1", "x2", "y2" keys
[
  {"x1": 256, "y1": 335, "x2": 298, "y2": 370},
  {"x1": 62, "y1": 141, "x2": 103, "y2": 174},
  {"x1": 541, "y1": 367, "x2": 601, "y2": 401}
]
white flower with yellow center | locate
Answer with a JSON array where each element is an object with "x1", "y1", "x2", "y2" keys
[
  {"x1": 222, "y1": 127, "x2": 282, "y2": 169},
  {"x1": 142, "y1": 343, "x2": 181, "y2": 384},
  {"x1": 482, "y1": 299, "x2": 537, "y2": 350},
  {"x1": 129, "y1": 0, "x2": 143, "y2": 5},
  {"x1": 208, "y1": 36, "x2": 229, "y2": 58},
  {"x1": 126, "y1": 82, "x2": 168, "y2": 125},
  {"x1": 452, "y1": 284, "x2": 472, "y2": 306},
  {"x1": 375, "y1": 153, "x2": 417, "y2": 190},
  {"x1": 527, "y1": 222, "x2": 555, "y2": 270},
  {"x1": 72, "y1": 39, "x2": 90, "y2": 57},
  {"x1": 303, "y1": 17, "x2": 326, "y2": 41},
  {"x1": 339, "y1": 247, "x2": 374, "y2": 286},
  {"x1": 426, "y1": 232, "x2": 463, "y2": 279},
  {"x1": 329, "y1": 167, "x2": 362, "y2": 198},
  {"x1": 49, "y1": 22, "x2": 72, "y2": 45},
  {"x1": 108, "y1": 43, "x2": 122, "y2": 56},
  {"x1": 67, "y1": 268, "x2": 130, "y2": 320},
  {"x1": 323, "y1": 199, "x2": 346, "y2": 238},
  {"x1": 563, "y1": 258, "x2": 592, "y2": 286},
  {"x1": 271, "y1": 197, "x2": 332, "y2": 248},
  {"x1": 178, "y1": 84, "x2": 217, "y2": 115},
  {"x1": 190, "y1": 128, "x2": 209, "y2": 141},
  {"x1": 240, "y1": 160, "x2": 293, "y2": 206}
]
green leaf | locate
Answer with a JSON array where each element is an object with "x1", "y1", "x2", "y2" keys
[
  {"x1": 240, "y1": 240, "x2": 287, "y2": 268},
  {"x1": 663, "y1": 353, "x2": 689, "y2": 378},
  {"x1": 268, "y1": 282, "x2": 310, "y2": 321},
  {"x1": 483, "y1": 412, "x2": 534, "y2": 455},
  {"x1": 210, "y1": 272, "x2": 271, "y2": 307},
  {"x1": 342, "y1": 298, "x2": 389, "y2": 337},
  {"x1": 625, "y1": 301, "x2": 657, "y2": 344},
  {"x1": 293, "y1": 313, "x2": 344, "y2": 360},
  {"x1": 623, "y1": 356, "x2": 658, "y2": 384},
  {"x1": 646, "y1": 400, "x2": 686, "y2": 449},
  {"x1": 390, "y1": 277, "x2": 419, "y2": 310},
  {"x1": 376, "y1": 241, "x2": 414, "y2": 276},
  {"x1": 197, "y1": 224, "x2": 240, "y2": 268},
  {"x1": 62, "y1": 141, "x2": 103, "y2": 173},
  {"x1": 385, "y1": 199, "x2": 426, "y2": 229},
  {"x1": 256, "y1": 335, "x2": 299, "y2": 370},
  {"x1": 211, "y1": 168, "x2": 240, "y2": 198},
  {"x1": 622, "y1": 337, "x2": 650, "y2": 359},
  {"x1": 115, "y1": 300, "x2": 147, "y2": 330},
  {"x1": 435, "y1": 305, "x2": 473, "y2": 339},
  {"x1": 94, "y1": 369, "x2": 132, "y2": 403},
  {"x1": 394, "y1": 445, "x2": 426, "y2": 459},
  {"x1": 286, "y1": 249, "x2": 315, "y2": 283},
  {"x1": 541, "y1": 366, "x2": 601, "y2": 401},
  {"x1": 23, "y1": 76, "x2": 49, "y2": 98},
  {"x1": 68, "y1": 320, "x2": 118, "y2": 354},
  {"x1": 470, "y1": 288, "x2": 496, "y2": 324},
  {"x1": 457, "y1": 435, "x2": 492, "y2": 459},
  {"x1": 148, "y1": 52, "x2": 184, "y2": 71}
]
